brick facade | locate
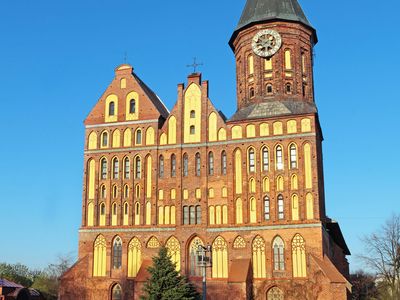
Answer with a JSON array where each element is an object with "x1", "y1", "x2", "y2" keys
[{"x1": 59, "y1": 2, "x2": 351, "y2": 299}]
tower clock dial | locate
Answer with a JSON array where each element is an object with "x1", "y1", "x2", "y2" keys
[{"x1": 251, "y1": 29, "x2": 282, "y2": 58}]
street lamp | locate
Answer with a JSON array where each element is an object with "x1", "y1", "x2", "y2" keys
[{"x1": 197, "y1": 245, "x2": 212, "y2": 300}]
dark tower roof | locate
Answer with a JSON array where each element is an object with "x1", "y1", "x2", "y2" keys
[{"x1": 229, "y1": 0, "x2": 317, "y2": 48}]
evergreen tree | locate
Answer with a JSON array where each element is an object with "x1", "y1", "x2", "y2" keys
[{"x1": 141, "y1": 246, "x2": 200, "y2": 300}]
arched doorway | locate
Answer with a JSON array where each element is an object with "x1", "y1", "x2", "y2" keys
[{"x1": 267, "y1": 287, "x2": 284, "y2": 300}]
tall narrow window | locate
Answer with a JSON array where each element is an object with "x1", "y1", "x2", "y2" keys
[
  {"x1": 189, "y1": 237, "x2": 204, "y2": 276},
  {"x1": 221, "y1": 151, "x2": 227, "y2": 175},
  {"x1": 101, "y1": 158, "x2": 107, "y2": 180},
  {"x1": 129, "y1": 99, "x2": 136, "y2": 114},
  {"x1": 124, "y1": 185, "x2": 129, "y2": 198},
  {"x1": 124, "y1": 157, "x2": 130, "y2": 179},
  {"x1": 292, "y1": 234, "x2": 307, "y2": 277},
  {"x1": 196, "y1": 206, "x2": 202, "y2": 224},
  {"x1": 171, "y1": 154, "x2": 176, "y2": 177},
  {"x1": 135, "y1": 157, "x2": 141, "y2": 179},
  {"x1": 264, "y1": 196, "x2": 270, "y2": 221},
  {"x1": 93, "y1": 235, "x2": 106, "y2": 276},
  {"x1": 183, "y1": 206, "x2": 189, "y2": 225},
  {"x1": 159, "y1": 155, "x2": 164, "y2": 178},
  {"x1": 273, "y1": 237, "x2": 285, "y2": 271},
  {"x1": 136, "y1": 129, "x2": 142, "y2": 145},
  {"x1": 183, "y1": 153, "x2": 188, "y2": 177},
  {"x1": 102, "y1": 132, "x2": 108, "y2": 147},
  {"x1": 248, "y1": 55, "x2": 254, "y2": 75},
  {"x1": 286, "y1": 83, "x2": 292, "y2": 94},
  {"x1": 101, "y1": 185, "x2": 106, "y2": 199},
  {"x1": 278, "y1": 195, "x2": 284, "y2": 220},
  {"x1": 262, "y1": 147, "x2": 269, "y2": 171},
  {"x1": 266, "y1": 84, "x2": 273, "y2": 95},
  {"x1": 285, "y1": 50, "x2": 292, "y2": 70},
  {"x1": 252, "y1": 236, "x2": 266, "y2": 278},
  {"x1": 290, "y1": 144, "x2": 297, "y2": 169},
  {"x1": 113, "y1": 237, "x2": 122, "y2": 269},
  {"x1": 190, "y1": 206, "x2": 196, "y2": 225},
  {"x1": 212, "y1": 236, "x2": 228, "y2": 278},
  {"x1": 208, "y1": 152, "x2": 214, "y2": 175},
  {"x1": 276, "y1": 146, "x2": 284, "y2": 170},
  {"x1": 190, "y1": 126, "x2": 195, "y2": 135},
  {"x1": 113, "y1": 158, "x2": 119, "y2": 179},
  {"x1": 195, "y1": 153, "x2": 201, "y2": 176},
  {"x1": 109, "y1": 102, "x2": 115, "y2": 116},
  {"x1": 249, "y1": 87, "x2": 255, "y2": 98},
  {"x1": 111, "y1": 284, "x2": 122, "y2": 300},
  {"x1": 248, "y1": 148, "x2": 255, "y2": 173},
  {"x1": 190, "y1": 110, "x2": 195, "y2": 118}
]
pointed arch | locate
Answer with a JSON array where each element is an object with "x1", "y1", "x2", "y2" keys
[
  {"x1": 236, "y1": 198, "x2": 243, "y2": 224},
  {"x1": 145, "y1": 201, "x2": 151, "y2": 225},
  {"x1": 112, "y1": 129, "x2": 121, "y2": 148},
  {"x1": 249, "y1": 177, "x2": 256, "y2": 193},
  {"x1": 112, "y1": 157, "x2": 119, "y2": 179},
  {"x1": 184, "y1": 83, "x2": 201, "y2": 143},
  {"x1": 88, "y1": 132, "x2": 97, "y2": 150},
  {"x1": 146, "y1": 127, "x2": 155, "y2": 145},
  {"x1": 306, "y1": 193, "x2": 314, "y2": 220},
  {"x1": 267, "y1": 287, "x2": 284, "y2": 300},
  {"x1": 263, "y1": 177, "x2": 270, "y2": 193},
  {"x1": 208, "y1": 112, "x2": 218, "y2": 142},
  {"x1": 99, "y1": 203, "x2": 106, "y2": 226},
  {"x1": 123, "y1": 128, "x2": 132, "y2": 147},
  {"x1": 146, "y1": 155, "x2": 152, "y2": 199},
  {"x1": 276, "y1": 176, "x2": 284, "y2": 192},
  {"x1": 87, "y1": 159, "x2": 95, "y2": 199},
  {"x1": 212, "y1": 236, "x2": 228, "y2": 278},
  {"x1": 167, "y1": 116, "x2": 177, "y2": 144},
  {"x1": 147, "y1": 236, "x2": 160, "y2": 248},
  {"x1": 304, "y1": 143, "x2": 313, "y2": 189},
  {"x1": 160, "y1": 133, "x2": 167, "y2": 145},
  {"x1": 166, "y1": 236, "x2": 181, "y2": 271},
  {"x1": 111, "y1": 202, "x2": 118, "y2": 226},
  {"x1": 218, "y1": 128, "x2": 227, "y2": 141},
  {"x1": 134, "y1": 202, "x2": 140, "y2": 225},
  {"x1": 249, "y1": 197, "x2": 257, "y2": 223},
  {"x1": 252, "y1": 236, "x2": 266, "y2": 278},
  {"x1": 188, "y1": 237, "x2": 204, "y2": 276},
  {"x1": 209, "y1": 206, "x2": 215, "y2": 225},
  {"x1": 234, "y1": 149, "x2": 243, "y2": 194},
  {"x1": 233, "y1": 236, "x2": 246, "y2": 249},
  {"x1": 101, "y1": 130, "x2": 109, "y2": 148},
  {"x1": 123, "y1": 202, "x2": 129, "y2": 225},
  {"x1": 111, "y1": 283, "x2": 122, "y2": 300},
  {"x1": 292, "y1": 234, "x2": 307, "y2": 277},
  {"x1": 126, "y1": 91, "x2": 139, "y2": 121},
  {"x1": 87, "y1": 202, "x2": 94, "y2": 227},
  {"x1": 112, "y1": 236, "x2": 122, "y2": 269},
  {"x1": 128, "y1": 237, "x2": 142, "y2": 277},
  {"x1": 291, "y1": 174, "x2": 298, "y2": 190},
  {"x1": 291, "y1": 194, "x2": 299, "y2": 221},
  {"x1": 272, "y1": 236, "x2": 285, "y2": 271},
  {"x1": 93, "y1": 235, "x2": 107, "y2": 277}
]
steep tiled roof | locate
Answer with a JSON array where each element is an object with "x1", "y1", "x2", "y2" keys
[{"x1": 0, "y1": 278, "x2": 23, "y2": 288}]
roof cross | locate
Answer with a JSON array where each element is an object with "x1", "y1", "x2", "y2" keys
[{"x1": 187, "y1": 57, "x2": 203, "y2": 73}]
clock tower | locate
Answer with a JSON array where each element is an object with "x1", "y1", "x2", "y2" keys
[{"x1": 229, "y1": 0, "x2": 317, "y2": 112}]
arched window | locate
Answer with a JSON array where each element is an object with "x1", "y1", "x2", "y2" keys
[
  {"x1": 134, "y1": 202, "x2": 140, "y2": 225},
  {"x1": 183, "y1": 206, "x2": 189, "y2": 225},
  {"x1": 112, "y1": 185, "x2": 118, "y2": 198},
  {"x1": 99, "y1": 203, "x2": 106, "y2": 226},
  {"x1": 212, "y1": 236, "x2": 228, "y2": 278},
  {"x1": 221, "y1": 151, "x2": 227, "y2": 175},
  {"x1": 278, "y1": 195, "x2": 284, "y2": 220},
  {"x1": 109, "y1": 102, "x2": 115, "y2": 116},
  {"x1": 267, "y1": 287, "x2": 284, "y2": 300},
  {"x1": 135, "y1": 156, "x2": 141, "y2": 179},
  {"x1": 124, "y1": 185, "x2": 129, "y2": 198},
  {"x1": 249, "y1": 87, "x2": 255, "y2": 98},
  {"x1": 101, "y1": 132, "x2": 108, "y2": 148},
  {"x1": 266, "y1": 84, "x2": 273, "y2": 95},
  {"x1": 171, "y1": 154, "x2": 176, "y2": 177},
  {"x1": 111, "y1": 284, "x2": 122, "y2": 300},
  {"x1": 113, "y1": 237, "x2": 122, "y2": 269},
  {"x1": 128, "y1": 237, "x2": 142, "y2": 277},
  {"x1": 190, "y1": 206, "x2": 196, "y2": 224},
  {"x1": 189, "y1": 237, "x2": 204, "y2": 276},
  {"x1": 208, "y1": 152, "x2": 214, "y2": 175},
  {"x1": 249, "y1": 197, "x2": 256, "y2": 223},
  {"x1": 209, "y1": 206, "x2": 215, "y2": 225},
  {"x1": 129, "y1": 99, "x2": 136, "y2": 114},
  {"x1": 195, "y1": 153, "x2": 201, "y2": 176},
  {"x1": 286, "y1": 83, "x2": 292, "y2": 94},
  {"x1": 292, "y1": 234, "x2": 307, "y2": 277},
  {"x1": 292, "y1": 194, "x2": 299, "y2": 221},
  {"x1": 248, "y1": 54, "x2": 254, "y2": 75},
  {"x1": 262, "y1": 147, "x2": 269, "y2": 171},
  {"x1": 93, "y1": 235, "x2": 106, "y2": 276},
  {"x1": 183, "y1": 153, "x2": 188, "y2": 177},
  {"x1": 112, "y1": 202, "x2": 118, "y2": 225},
  {"x1": 290, "y1": 144, "x2": 297, "y2": 169},
  {"x1": 190, "y1": 125, "x2": 195, "y2": 135},
  {"x1": 252, "y1": 236, "x2": 266, "y2": 278},
  {"x1": 276, "y1": 145, "x2": 284, "y2": 170},
  {"x1": 264, "y1": 196, "x2": 270, "y2": 221},
  {"x1": 100, "y1": 185, "x2": 106, "y2": 199},
  {"x1": 236, "y1": 198, "x2": 243, "y2": 224},
  {"x1": 112, "y1": 158, "x2": 119, "y2": 179},
  {"x1": 285, "y1": 49, "x2": 292, "y2": 70},
  {"x1": 159, "y1": 155, "x2": 164, "y2": 178},
  {"x1": 123, "y1": 202, "x2": 129, "y2": 225},
  {"x1": 135, "y1": 129, "x2": 142, "y2": 145},
  {"x1": 190, "y1": 110, "x2": 196, "y2": 118},
  {"x1": 124, "y1": 157, "x2": 130, "y2": 179},
  {"x1": 101, "y1": 158, "x2": 107, "y2": 180},
  {"x1": 166, "y1": 237, "x2": 181, "y2": 271},
  {"x1": 248, "y1": 148, "x2": 255, "y2": 173},
  {"x1": 272, "y1": 237, "x2": 285, "y2": 271}
]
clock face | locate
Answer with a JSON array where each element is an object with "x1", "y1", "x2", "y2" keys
[{"x1": 252, "y1": 29, "x2": 282, "y2": 58}]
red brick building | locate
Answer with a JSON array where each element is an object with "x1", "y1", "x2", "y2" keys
[{"x1": 60, "y1": 0, "x2": 351, "y2": 299}]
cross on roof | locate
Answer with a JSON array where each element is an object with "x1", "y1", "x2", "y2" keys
[{"x1": 187, "y1": 57, "x2": 203, "y2": 73}]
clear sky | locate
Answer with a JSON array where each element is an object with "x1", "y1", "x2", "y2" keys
[{"x1": 0, "y1": 0, "x2": 399, "y2": 271}]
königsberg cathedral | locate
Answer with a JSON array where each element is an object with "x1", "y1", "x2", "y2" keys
[{"x1": 60, "y1": 0, "x2": 352, "y2": 299}]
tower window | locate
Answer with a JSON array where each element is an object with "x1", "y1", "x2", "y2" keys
[
  {"x1": 109, "y1": 102, "x2": 115, "y2": 116},
  {"x1": 190, "y1": 125, "x2": 195, "y2": 135},
  {"x1": 208, "y1": 152, "x2": 214, "y2": 175},
  {"x1": 264, "y1": 196, "x2": 270, "y2": 221},
  {"x1": 101, "y1": 132, "x2": 108, "y2": 147},
  {"x1": 129, "y1": 99, "x2": 136, "y2": 114},
  {"x1": 249, "y1": 87, "x2": 255, "y2": 98},
  {"x1": 290, "y1": 144, "x2": 298, "y2": 169},
  {"x1": 101, "y1": 158, "x2": 107, "y2": 180},
  {"x1": 221, "y1": 151, "x2": 227, "y2": 175},
  {"x1": 262, "y1": 147, "x2": 269, "y2": 172},
  {"x1": 135, "y1": 157, "x2": 141, "y2": 179},
  {"x1": 286, "y1": 83, "x2": 292, "y2": 94},
  {"x1": 183, "y1": 153, "x2": 188, "y2": 177},
  {"x1": 278, "y1": 194, "x2": 284, "y2": 220},
  {"x1": 112, "y1": 237, "x2": 122, "y2": 269},
  {"x1": 248, "y1": 148, "x2": 255, "y2": 173},
  {"x1": 190, "y1": 110, "x2": 196, "y2": 118},
  {"x1": 171, "y1": 154, "x2": 176, "y2": 177},
  {"x1": 159, "y1": 155, "x2": 164, "y2": 178},
  {"x1": 195, "y1": 153, "x2": 201, "y2": 177},
  {"x1": 276, "y1": 146, "x2": 284, "y2": 170},
  {"x1": 113, "y1": 158, "x2": 119, "y2": 179},
  {"x1": 266, "y1": 84, "x2": 273, "y2": 95},
  {"x1": 136, "y1": 129, "x2": 142, "y2": 145}
]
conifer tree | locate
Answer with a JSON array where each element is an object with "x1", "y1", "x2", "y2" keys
[{"x1": 141, "y1": 246, "x2": 200, "y2": 300}]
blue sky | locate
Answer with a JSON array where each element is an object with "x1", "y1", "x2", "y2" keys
[{"x1": 0, "y1": 0, "x2": 399, "y2": 271}]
